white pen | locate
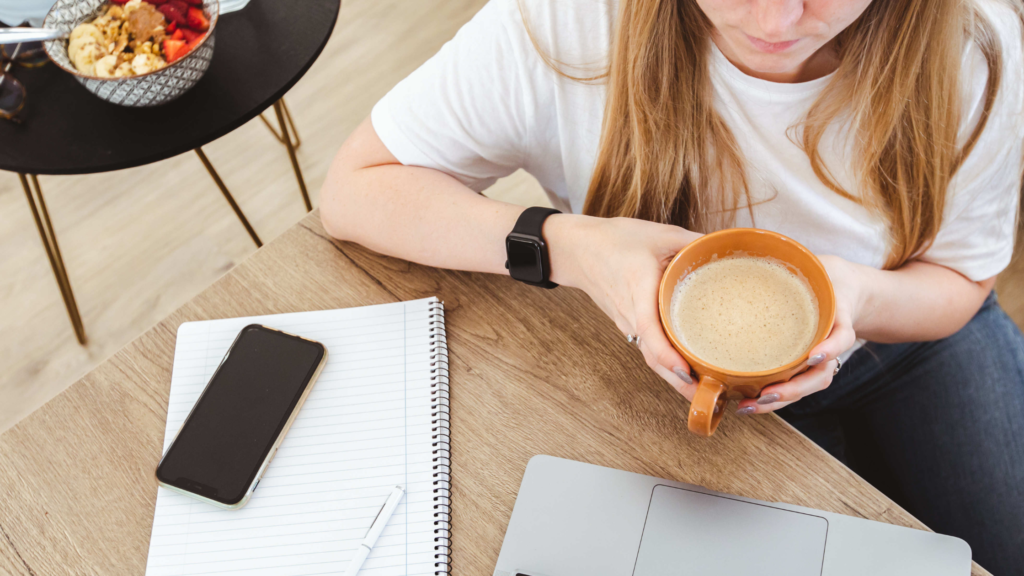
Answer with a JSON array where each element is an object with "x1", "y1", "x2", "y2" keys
[{"x1": 343, "y1": 485, "x2": 406, "y2": 576}]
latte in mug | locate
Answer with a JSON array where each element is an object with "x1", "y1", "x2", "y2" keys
[{"x1": 670, "y1": 255, "x2": 819, "y2": 372}]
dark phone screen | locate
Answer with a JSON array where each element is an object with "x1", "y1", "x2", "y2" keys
[{"x1": 156, "y1": 325, "x2": 325, "y2": 505}]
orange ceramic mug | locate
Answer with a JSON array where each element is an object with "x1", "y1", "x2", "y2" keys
[{"x1": 658, "y1": 228, "x2": 836, "y2": 437}]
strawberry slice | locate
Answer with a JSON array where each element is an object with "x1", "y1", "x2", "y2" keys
[
  {"x1": 163, "y1": 38, "x2": 189, "y2": 63},
  {"x1": 167, "y1": 0, "x2": 189, "y2": 12},
  {"x1": 183, "y1": 0, "x2": 203, "y2": 5},
  {"x1": 158, "y1": 3, "x2": 187, "y2": 26},
  {"x1": 179, "y1": 28, "x2": 202, "y2": 42},
  {"x1": 171, "y1": 29, "x2": 185, "y2": 40},
  {"x1": 165, "y1": 21, "x2": 177, "y2": 33},
  {"x1": 180, "y1": 28, "x2": 207, "y2": 50},
  {"x1": 186, "y1": 7, "x2": 209, "y2": 31}
]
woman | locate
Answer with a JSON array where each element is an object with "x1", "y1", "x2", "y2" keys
[{"x1": 322, "y1": 0, "x2": 1024, "y2": 569}]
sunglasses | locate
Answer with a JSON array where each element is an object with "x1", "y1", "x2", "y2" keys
[{"x1": 1, "y1": 39, "x2": 48, "y2": 123}]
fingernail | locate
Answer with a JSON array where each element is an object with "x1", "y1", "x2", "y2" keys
[
  {"x1": 736, "y1": 406, "x2": 756, "y2": 416},
  {"x1": 673, "y1": 367, "x2": 693, "y2": 385},
  {"x1": 757, "y1": 393, "x2": 780, "y2": 405},
  {"x1": 808, "y1": 353, "x2": 827, "y2": 366}
]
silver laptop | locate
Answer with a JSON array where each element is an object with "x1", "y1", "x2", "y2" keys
[{"x1": 495, "y1": 456, "x2": 971, "y2": 576}]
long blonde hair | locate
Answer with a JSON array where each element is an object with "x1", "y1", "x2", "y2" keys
[{"x1": 528, "y1": 0, "x2": 1017, "y2": 269}]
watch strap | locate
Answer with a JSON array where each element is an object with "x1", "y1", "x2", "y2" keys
[
  {"x1": 507, "y1": 206, "x2": 561, "y2": 289},
  {"x1": 512, "y1": 207, "x2": 561, "y2": 236}
]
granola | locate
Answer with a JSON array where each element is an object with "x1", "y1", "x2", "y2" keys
[{"x1": 67, "y1": 0, "x2": 209, "y2": 78}]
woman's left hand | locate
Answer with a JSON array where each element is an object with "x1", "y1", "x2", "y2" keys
[{"x1": 735, "y1": 255, "x2": 864, "y2": 415}]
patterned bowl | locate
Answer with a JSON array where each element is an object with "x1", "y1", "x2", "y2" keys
[{"x1": 42, "y1": 0, "x2": 218, "y2": 107}]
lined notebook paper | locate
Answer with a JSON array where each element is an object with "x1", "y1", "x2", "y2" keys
[{"x1": 145, "y1": 297, "x2": 450, "y2": 576}]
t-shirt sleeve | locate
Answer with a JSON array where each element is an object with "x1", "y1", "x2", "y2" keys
[
  {"x1": 371, "y1": 0, "x2": 540, "y2": 192},
  {"x1": 921, "y1": 5, "x2": 1024, "y2": 281}
]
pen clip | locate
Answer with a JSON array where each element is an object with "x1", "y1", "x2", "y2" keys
[
  {"x1": 364, "y1": 486, "x2": 403, "y2": 539},
  {"x1": 364, "y1": 499, "x2": 388, "y2": 539}
]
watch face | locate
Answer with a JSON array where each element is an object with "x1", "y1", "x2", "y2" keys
[{"x1": 507, "y1": 237, "x2": 544, "y2": 283}]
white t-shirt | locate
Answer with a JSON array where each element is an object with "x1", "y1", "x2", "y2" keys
[{"x1": 372, "y1": 0, "x2": 1023, "y2": 282}]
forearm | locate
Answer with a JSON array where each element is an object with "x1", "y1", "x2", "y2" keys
[
  {"x1": 320, "y1": 123, "x2": 523, "y2": 275},
  {"x1": 850, "y1": 259, "x2": 994, "y2": 343}
]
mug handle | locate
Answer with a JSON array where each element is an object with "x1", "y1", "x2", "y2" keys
[{"x1": 688, "y1": 375, "x2": 728, "y2": 437}]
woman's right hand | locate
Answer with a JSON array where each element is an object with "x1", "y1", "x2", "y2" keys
[{"x1": 544, "y1": 215, "x2": 703, "y2": 399}]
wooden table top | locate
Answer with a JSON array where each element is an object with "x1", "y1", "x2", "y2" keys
[{"x1": 0, "y1": 212, "x2": 988, "y2": 575}]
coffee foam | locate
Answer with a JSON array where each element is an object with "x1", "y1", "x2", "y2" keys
[{"x1": 670, "y1": 255, "x2": 818, "y2": 372}]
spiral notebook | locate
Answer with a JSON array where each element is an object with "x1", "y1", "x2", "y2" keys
[{"x1": 145, "y1": 297, "x2": 451, "y2": 576}]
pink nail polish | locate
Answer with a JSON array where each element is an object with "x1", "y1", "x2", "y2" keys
[{"x1": 673, "y1": 366, "x2": 693, "y2": 385}]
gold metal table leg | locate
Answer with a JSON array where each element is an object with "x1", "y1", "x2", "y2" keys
[
  {"x1": 194, "y1": 148, "x2": 263, "y2": 248},
  {"x1": 259, "y1": 99, "x2": 301, "y2": 149},
  {"x1": 19, "y1": 173, "x2": 87, "y2": 345},
  {"x1": 271, "y1": 99, "x2": 312, "y2": 213}
]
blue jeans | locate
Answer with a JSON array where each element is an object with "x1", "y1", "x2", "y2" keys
[{"x1": 777, "y1": 292, "x2": 1024, "y2": 575}]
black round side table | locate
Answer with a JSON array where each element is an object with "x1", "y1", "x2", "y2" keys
[{"x1": 0, "y1": 0, "x2": 341, "y2": 345}]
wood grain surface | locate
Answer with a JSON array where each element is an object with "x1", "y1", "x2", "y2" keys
[{"x1": 0, "y1": 212, "x2": 991, "y2": 575}]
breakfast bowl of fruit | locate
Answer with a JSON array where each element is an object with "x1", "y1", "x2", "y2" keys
[{"x1": 42, "y1": 0, "x2": 217, "y2": 106}]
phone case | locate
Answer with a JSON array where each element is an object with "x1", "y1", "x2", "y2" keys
[{"x1": 155, "y1": 324, "x2": 329, "y2": 510}]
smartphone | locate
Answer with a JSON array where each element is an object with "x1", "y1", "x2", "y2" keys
[{"x1": 156, "y1": 324, "x2": 328, "y2": 509}]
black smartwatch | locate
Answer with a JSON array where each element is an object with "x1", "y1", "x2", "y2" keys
[{"x1": 505, "y1": 207, "x2": 562, "y2": 289}]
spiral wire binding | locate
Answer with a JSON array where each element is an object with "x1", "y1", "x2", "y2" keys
[{"x1": 428, "y1": 300, "x2": 451, "y2": 574}]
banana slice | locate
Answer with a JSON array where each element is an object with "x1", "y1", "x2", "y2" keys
[
  {"x1": 130, "y1": 53, "x2": 165, "y2": 75},
  {"x1": 69, "y1": 23, "x2": 104, "y2": 45},
  {"x1": 72, "y1": 42, "x2": 104, "y2": 75},
  {"x1": 93, "y1": 54, "x2": 118, "y2": 78},
  {"x1": 67, "y1": 35, "x2": 99, "y2": 62},
  {"x1": 114, "y1": 61, "x2": 133, "y2": 77}
]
